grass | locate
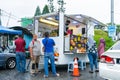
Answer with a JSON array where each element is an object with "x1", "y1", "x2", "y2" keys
[{"x1": 94, "y1": 29, "x2": 115, "y2": 51}]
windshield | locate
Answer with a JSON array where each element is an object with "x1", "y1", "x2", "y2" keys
[{"x1": 110, "y1": 41, "x2": 120, "y2": 50}]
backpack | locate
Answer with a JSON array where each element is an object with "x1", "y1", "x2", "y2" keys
[{"x1": 28, "y1": 40, "x2": 34, "y2": 51}]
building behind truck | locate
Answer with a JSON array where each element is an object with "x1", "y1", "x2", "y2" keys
[{"x1": 34, "y1": 12, "x2": 105, "y2": 65}]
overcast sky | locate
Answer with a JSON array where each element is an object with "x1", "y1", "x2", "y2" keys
[{"x1": 0, "y1": 0, "x2": 120, "y2": 27}]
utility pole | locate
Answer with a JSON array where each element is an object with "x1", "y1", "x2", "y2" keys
[
  {"x1": 0, "y1": 9, "x2": 1, "y2": 25},
  {"x1": 110, "y1": 0, "x2": 116, "y2": 40},
  {"x1": 111, "y1": 0, "x2": 114, "y2": 26}
]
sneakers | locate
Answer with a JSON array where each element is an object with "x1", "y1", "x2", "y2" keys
[
  {"x1": 89, "y1": 69, "x2": 99, "y2": 73},
  {"x1": 44, "y1": 73, "x2": 60, "y2": 78},
  {"x1": 31, "y1": 73, "x2": 36, "y2": 77},
  {"x1": 55, "y1": 73, "x2": 60, "y2": 77},
  {"x1": 89, "y1": 71, "x2": 94, "y2": 73},
  {"x1": 44, "y1": 75, "x2": 48, "y2": 78},
  {"x1": 95, "y1": 69, "x2": 99, "y2": 72}
]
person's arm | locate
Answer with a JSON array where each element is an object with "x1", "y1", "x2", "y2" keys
[
  {"x1": 52, "y1": 39, "x2": 55, "y2": 46},
  {"x1": 42, "y1": 39, "x2": 45, "y2": 46},
  {"x1": 15, "y1": 40, "x2": 16, "y2": 46},
  {"x1": 29, "y1": 41, "x2": 34, "y2": 59},
  {"x1": 29, "y1": 47, "x2": 33, "y2": 58},
  {"x1": 38, "y1": 40, "x2": 42, "y2": 54}
]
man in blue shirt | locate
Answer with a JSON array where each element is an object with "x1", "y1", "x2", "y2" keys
[{"x1": 42, "y1": 32, "x2": 59, "y2": 78}]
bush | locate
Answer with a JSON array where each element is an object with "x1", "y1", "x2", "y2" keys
[{"x1": 94, "y1": 29, "x2": 115, "y2": 51}]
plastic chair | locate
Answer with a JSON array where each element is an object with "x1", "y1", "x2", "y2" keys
[
  {"x1": 67, "y1": 61, "x2": 74, "y2": 72},
  {"x1": 78, "y1": 60, "x2": 86, "y2": 70},
  {"x1": 67, "y1": 60, "x2": 86, "y2": 72}
]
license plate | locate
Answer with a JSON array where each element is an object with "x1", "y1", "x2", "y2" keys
[{"x1": 116, "y1": 59, "x2": 120, "y2": 64}]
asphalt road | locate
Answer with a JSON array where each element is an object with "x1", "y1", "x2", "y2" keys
[{"x1": 0, "y1": 63, "x2": 104, "y2": 80}]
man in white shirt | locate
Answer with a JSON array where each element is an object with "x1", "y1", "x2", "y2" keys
[{"x1": 29, "y1": 34, "x2": 41, "y2": 76}]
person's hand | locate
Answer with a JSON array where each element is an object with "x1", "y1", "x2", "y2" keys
[{"x1": 30, "y1": 55, "x2": 34, "y2": 60}]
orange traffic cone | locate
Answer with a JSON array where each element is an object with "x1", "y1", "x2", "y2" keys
[{"x1": 72, "y1": 57, "x2": 80, "y2": 77}]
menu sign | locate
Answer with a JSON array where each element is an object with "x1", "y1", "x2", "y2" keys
[{"x1": 70, "y1": 35, "x2": 87, "y2": 53}]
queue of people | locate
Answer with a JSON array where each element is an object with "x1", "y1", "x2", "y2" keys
[
  {"x1": 14, "y1": 31, "x2": 105, "y2": 77},
  {"x1": 14, "y1": 32, "x2": 59, "y2": 78}
]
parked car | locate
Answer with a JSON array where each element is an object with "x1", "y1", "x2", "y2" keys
[
  {"x1": 0, "y1": 48, "x2": 16, "y2": 69},
  {"x1": 99, "y1": 41, "x2": 120, "y2": 80}
]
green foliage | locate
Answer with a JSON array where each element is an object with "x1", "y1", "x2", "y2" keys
[
  {"x1": 34, "y1": 6, "x2": 41, "y2": 16},
  {"x1": 42, "y1": 5, "x2": 50, "y2": 14},
  {"x1": 94, "y1": 29, "x2": 115, "y2": 51},
  {"x1": 116, "y1": 24, "x2": 120, "y2": 34},
  {"x1": 48, "y1": 0, "x2": 54, "y2": 12}
]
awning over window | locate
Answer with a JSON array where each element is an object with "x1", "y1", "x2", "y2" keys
[{"x1": 0, "y1": 26, "x2": 22, "y2": 35}]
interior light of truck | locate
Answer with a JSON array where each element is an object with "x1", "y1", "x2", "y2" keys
[
  {"x1": 39, "y1": 18, "x2": 58, "y2": 26},
  {"x1": 72, "y1": 21, "x2": 78, "y2": 24},
  {"x1": 46, "y1": 17, "x2": 53, "y2": 20},
  {"x1": 75, "y1": 15, "x2": 82, "y2": 18}
]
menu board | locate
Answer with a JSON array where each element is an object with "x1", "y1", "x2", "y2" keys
[{"x1": 70, "y1": 35, "x2": 87, "y2": 53}]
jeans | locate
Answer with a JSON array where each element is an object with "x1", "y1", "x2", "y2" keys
[
  {"x1": 44, "y1": 52, "x2": 56, "y2": 76},
  {"x1": 16, "y1": 52, "x2": 26, "y2": 72},
  {"x1": 88, "y1": 52, "x2": 98, "y2": 71}
]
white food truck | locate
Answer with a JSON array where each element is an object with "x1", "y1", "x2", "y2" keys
[{"x1": 34, "y1": 12, "x2": 105, "y2": 65}]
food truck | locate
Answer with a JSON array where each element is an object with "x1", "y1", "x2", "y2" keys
[{"x1": 34, "y1": 12, "x2": 105, "y2": 65}]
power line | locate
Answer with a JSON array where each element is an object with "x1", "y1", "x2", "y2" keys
[
  {"x1": 0, "y1": 9, "x2": 20, "y2": 20},
  {"x1": 0, "y1": 9, "x2": 21, "y2": 26}
]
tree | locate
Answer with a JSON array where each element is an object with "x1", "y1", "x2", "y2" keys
[
  {"x1": 42, "y1": 5, "x2": 50, "y2": 14},
  {"x1": 57, "y1": 0, "x2": 66, "y2": 12},
  {"x1": 106, "y1": 23, "x2": 115, "y2": 25},
  {"x1": 48, "y1": 0, "x2": 55, "y2": 12},
  {"x1": 34, "y1": 6, "x2": 41, "y2": 16}
]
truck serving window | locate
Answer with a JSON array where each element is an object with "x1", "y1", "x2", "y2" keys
[
  {"x1": 37, "y1": 15, "x2": 59, "y2": 38},
  {"x1": 64, "y1": 15, "x2": 87, "y2": 53}
]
